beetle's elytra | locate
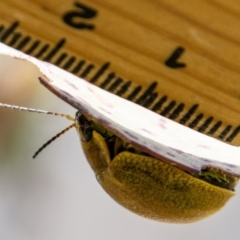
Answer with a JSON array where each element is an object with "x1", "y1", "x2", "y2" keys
[{"x1": 75, "y1": 112, "x2": 237, "y2": 223}]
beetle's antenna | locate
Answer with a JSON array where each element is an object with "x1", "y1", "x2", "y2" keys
[
  {"x1": 0, "y1": 102, "x2": 76, "y2": 157},
  {"x1": 0, "y1": 103, "x2": 74, "y2": 121},
  {"x1": 32, "y1": 123, "x2": 77, "y2": 158}
]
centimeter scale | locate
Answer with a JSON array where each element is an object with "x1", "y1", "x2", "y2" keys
[{"x1": 0, "y1": 0, "x2": 240, "y2": 145}]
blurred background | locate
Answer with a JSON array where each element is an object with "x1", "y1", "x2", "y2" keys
[{"x1": 0, "y1": 54, "x2": 240, "y2": 240}]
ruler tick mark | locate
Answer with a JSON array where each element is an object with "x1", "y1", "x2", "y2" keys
[
  {"x1": 226, "y1": 126, "x2": 240, "y2": 142},
  {"x1": 71, "y1": 60, "x2": 85, "y2": 74},
  {"x1": 127, "y1": 86, "x2": 142, "y2": 101},
  {"x1": 180, "y1": 104, "x2": 199, "y2": 124},
  {"x1": 0, "y1": 25, "x2": 4, "y2": 34},
  {"x1": 169, "y1": 103, "x2": 185, "y2": 120},
  {"x1": 80, "y1": 64, "x2": 95, "y2": 78},
  {"x1": 8, "y1": 32, "x2": 21, "y2": 46},
  {"x1": 34, "y1": 44, "x2": 49, "y2": 58},
  {"x1": 189, "y1": 113, "x2": 203, "y2": 128},
  {"x1": 100, "y1": 72, "x2": 115, "y2": 89},
  {"x1": 198, "y1": 117, "x2": 213, "y2": 133},
  {"x1": 43, "y1": 39, "x2": 66, "y2": 61},
  {"x1": 142, "y1": 93, "x2": 158, "y2": 108},
  {"x1": 0, "y1": 21, "x2": 19, "y2": 42},
  {"x1": 25, "y1": 40, "x2": 40, "y2": 55},
  {"x1": 208, "y1": 121, "x2": 222, "y2": 135},
  {"x1": 16, "y1": 36, "x2": 31, "y2": 50},
  {"x1": 151, "y1": 96, "x2": 168, "y2": 112},
  {"x1": 161, "y1": 101, "x2": 176, "y2": 116},
  {"x1": 63, "y1": 56, "x2": 76, "y2": 70},
  {"x1": 90, "y1": 62, "x2": 110, "y2": 83},
  {"x1": 107, "y1": 77, "x2": 123, "y2": 92},
  {"x1": 116, "y1": 81, "x2": 132, "y2": 96},
  {"x1": 54, "y1": 52, "x2": 67, "y2": 65},
  {"x1": 218, "y1": 125, "x2": 231, "y2": 139},
  {"x1": 136, "y1": 82, "x2": 158, "y2": 105}
]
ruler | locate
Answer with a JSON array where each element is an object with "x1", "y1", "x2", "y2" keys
[{"x1": 1, "y1": 0, "x2": 240, "y2": 145}]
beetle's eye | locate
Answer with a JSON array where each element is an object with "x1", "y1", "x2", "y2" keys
[{"x1": 75, "y1": 112, "x2": 93, "y2": 142}]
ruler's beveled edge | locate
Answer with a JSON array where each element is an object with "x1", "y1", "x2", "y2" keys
[{"x1": 0, "y1": 43, "x2": 240, "y2": 176}]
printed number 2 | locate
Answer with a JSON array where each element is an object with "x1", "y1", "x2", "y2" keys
[{"x1": 63, "y1": 2, "x2": 98, "y2": 30}]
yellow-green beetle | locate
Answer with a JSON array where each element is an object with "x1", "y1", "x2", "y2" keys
[
  {"x1": 0, "y1": 46, "x2": 238, "y2": 224},
  {"x1": 75, "y1": 111, "x2": 237, "y2": 223}
]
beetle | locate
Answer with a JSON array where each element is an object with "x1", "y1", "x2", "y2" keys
[
  {"x1": 75, "y1": 111, "x2": 237, "y2": 223},
  {"x1": 0, "y1": 44, "x2": 239, "y2": 224},
  {"x1": 1, "y1": 102, "x2": 237, "y2": 223}
]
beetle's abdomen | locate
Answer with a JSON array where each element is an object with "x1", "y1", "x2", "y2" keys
[{"x1": 97, "y1": 151, "x2": 234, "y2": 223}]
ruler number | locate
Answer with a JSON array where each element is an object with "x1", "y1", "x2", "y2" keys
[
  {"x1": 63, "y1": 2, "x2": 98, "y2": 30},
  {"x1": 165, "y1": 46, "x2": 186, "y2": 69}
]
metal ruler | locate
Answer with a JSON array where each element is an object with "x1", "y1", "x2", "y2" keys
[{"x1": 1, "y1": 0, "x2": 240, "y2": 145}]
